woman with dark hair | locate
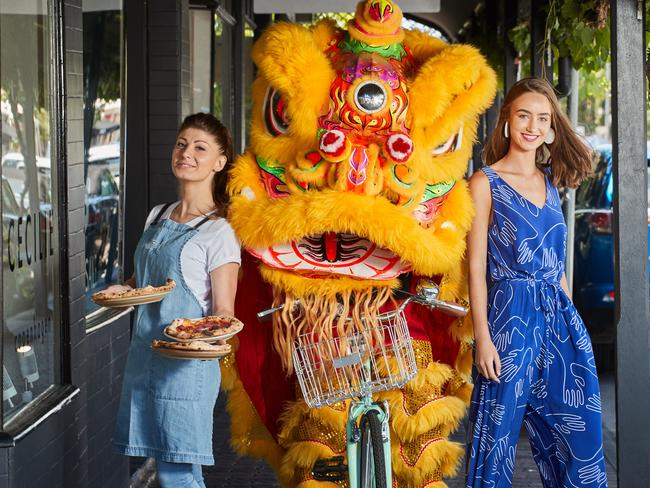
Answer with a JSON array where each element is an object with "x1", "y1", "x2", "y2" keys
[
  {"x1": 465, "y1": 78, "x2": 607, "y2": 487},
  {"x1": 109, "y1": 113, "x2": 240, "y2": 488}
]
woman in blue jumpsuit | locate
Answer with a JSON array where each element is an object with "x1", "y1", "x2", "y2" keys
[
  {"x1": 108, "y1": 113, "x2": 240, "y2": 487},
  {"x1": 465, "y1": 78, "x2": 607, "y2": 487}
]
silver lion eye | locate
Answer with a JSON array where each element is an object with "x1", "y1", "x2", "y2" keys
[{"x1": 354, "y1": 81, "x2": 387, "y2": 114}]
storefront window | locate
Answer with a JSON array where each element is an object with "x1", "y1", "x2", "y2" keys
[
  {"x1": 190, "y1": 8, "x2": 230, "y2": 121},
  {"x1": 213, "y1": 15, "x2": 227, "y2": 119},
  {"x1": 0, "y1": 0, "x2": 60, "y2": 422},
  {"x1": 190, "y1": 9, "x2": 211, "y2": 114},
  {"x1": 83, "y1": 0, "x2": 123, "y2": 317}
]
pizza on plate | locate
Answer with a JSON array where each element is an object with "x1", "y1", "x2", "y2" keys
[
  {"x1": 165, "y1": 315, "x2": 243, "y2": 340},
  {"x1": 151, "y1": 339, "x2": 231, "y2": 354},
  {"x1": 92, "y1": 279, "x2": 176, "y2": 301}
]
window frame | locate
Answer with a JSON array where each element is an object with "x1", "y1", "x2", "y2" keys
[
  {"x1": 82, "y1": 0, "x2": 127, "y2": 330},
  {"x1": 0, "y1": 0, "x2": 80, "y2": 435}
]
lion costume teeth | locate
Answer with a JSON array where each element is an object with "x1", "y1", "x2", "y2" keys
[{"x1": 223, "y1": 1, "x2": 496, "y2": 486}]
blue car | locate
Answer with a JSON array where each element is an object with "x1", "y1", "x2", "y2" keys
[{"x1": 573, "y1": 143, "x2": 650, "y2": 364}]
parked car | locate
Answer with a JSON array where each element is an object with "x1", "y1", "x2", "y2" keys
[
  {"x1": 1, "y1": 152, "x2": 51, "y2": 208},
  {"x1": 573, "y1": 144, "x2": 650, "y2": 356}
]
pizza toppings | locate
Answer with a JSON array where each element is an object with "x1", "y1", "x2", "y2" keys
[
  {"x1": 92, "y1": 279, "x2": 176, "y2": 301},
  {"x1": 165, "y1": 315, "x2": 244, "y2": 340}
]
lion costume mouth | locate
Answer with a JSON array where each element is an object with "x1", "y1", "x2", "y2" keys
[
  {"x1": 228, "y1": 184, "x2": 471, "y2": 292},
  {"x1": 249, "y1": 231, "x2": 411, "y2": 280}
]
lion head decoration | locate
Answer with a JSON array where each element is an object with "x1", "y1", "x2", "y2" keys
[
  {"x1": 228, "y1": 0, "x2": 496, "y2": 372},
  {"x1": 225, "y1": 1, "x2": 496, "y2": 485}
]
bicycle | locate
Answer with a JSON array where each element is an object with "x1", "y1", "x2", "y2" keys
[{"x1": 258, "y1": 281, "x2": 468, "y2": 488}]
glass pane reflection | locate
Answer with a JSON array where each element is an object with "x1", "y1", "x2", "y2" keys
[
  {"x1": 1, "y1": 0, "x2": 59, "y2": 423},
  {"x1": 83, "y1": 3, "x2": 123, "y2": 316}
]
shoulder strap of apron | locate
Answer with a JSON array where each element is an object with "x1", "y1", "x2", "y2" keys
[
  {"x1": 193, "y1": 215, "x2": 214, "y2": 229},
  {"x1": 152, "y1": 202, "x2": 175, "y2": 225}
]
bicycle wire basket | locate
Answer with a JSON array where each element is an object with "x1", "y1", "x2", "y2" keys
[{"x1": 292, "y1": 307, "x2": 417, "y2": 408}]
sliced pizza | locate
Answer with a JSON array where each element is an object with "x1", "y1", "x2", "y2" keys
[
  {"x1": 92, "y1": 279, "x2": 176, "y2": 301},
  {"x1": 164, "y1": 315, "x2": 244, "y2": 340}
]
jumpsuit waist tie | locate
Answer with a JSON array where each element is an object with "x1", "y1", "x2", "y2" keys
[
  {"x1": 490, "y1": 276, "x2": 562, "y2": 324},
  {"x1": 490, "y1": 277, "x2": 562, "y2": 382}
]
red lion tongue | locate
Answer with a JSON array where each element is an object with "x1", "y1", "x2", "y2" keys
[{"x1": 324, "y1": 231, "x2": 338, "y2": 262}]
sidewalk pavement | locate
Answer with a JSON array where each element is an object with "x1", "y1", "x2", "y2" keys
[{"x1": 133, "y1": 375, "x2": 618, "y2": 487}]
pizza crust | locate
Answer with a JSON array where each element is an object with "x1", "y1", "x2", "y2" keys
[
  {"x1": 165, "y1": 315, "x2": 244, "y2": 340},
  {"x1": 92, "y1": 279, "x2": 176, "y2": 300}
]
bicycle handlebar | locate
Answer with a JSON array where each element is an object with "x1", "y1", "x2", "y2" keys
[{"x1": 257, "y1": 284, "x2": 468, "y2": 320}]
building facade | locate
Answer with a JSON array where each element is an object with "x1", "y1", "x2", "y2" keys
[
  {"x1": 0, "y1": 1, "x2": 647, "y2": 487},
  {"x1": 0, "y1": 0, "x2": 253, "y2": 486}
]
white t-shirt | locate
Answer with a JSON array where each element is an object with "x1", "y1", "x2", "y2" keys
[{"x1": 144, "y1": 202, "x2": 241, "y2": 314}]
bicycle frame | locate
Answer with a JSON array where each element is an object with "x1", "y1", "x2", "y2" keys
[{"x1": 347, "y1": 394, "x2": 391, "y2": 488}]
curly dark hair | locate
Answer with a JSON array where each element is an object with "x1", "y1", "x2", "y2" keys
[{"x1": 178, "y1": 112, "x2": 234, "y2": 215}]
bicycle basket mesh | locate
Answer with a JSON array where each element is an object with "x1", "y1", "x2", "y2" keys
[{"x1": 292, "y1": 309, "x2": 417, "y2": 408}]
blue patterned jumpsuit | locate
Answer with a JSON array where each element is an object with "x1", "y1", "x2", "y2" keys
[{"x1": 465, "y1": 166, "x2": 607, "y2": 487}]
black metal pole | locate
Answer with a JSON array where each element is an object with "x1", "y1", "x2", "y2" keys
[
  {"x1": 530, "y1": 0, "x2": 552, "y2": 82},
  {"x1": 502, "y1": 0, "x2": 517, "y2": 91},
  {"x1": 611, "y1": 0, "x2": 650, "y2": 485}
]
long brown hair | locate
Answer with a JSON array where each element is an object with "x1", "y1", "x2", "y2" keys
[
  {"x1": 178, "y1": 112, "x2": 234, "y2": 215},
  {"x1": 483, "y1": 77, "x2": 592, "y2": 188}
]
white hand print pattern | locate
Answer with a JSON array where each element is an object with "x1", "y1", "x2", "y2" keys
[{"x1": 465, "y1": 167, "x2": 607, "y2": 488}]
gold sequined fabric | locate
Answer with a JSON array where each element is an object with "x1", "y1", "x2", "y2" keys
[
  {"x1": 412, "y1": 339, "x2": 434, "y2": 368},
  {"x1": 398, "y1": 428, "x2": 444, "y2": 466}
]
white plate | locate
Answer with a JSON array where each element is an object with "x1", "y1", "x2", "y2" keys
[
  {"x1": 151, "y1": 345, "x2": 230, "y2": 361},
  {"x1": 92, "y1": 289, "x2": 173, "y2": 308}
]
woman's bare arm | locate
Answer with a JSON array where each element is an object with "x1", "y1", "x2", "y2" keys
[
  {"x1": 210, "y1": 263, "x2": 240, "y2": 316},
  {"x1": 560, "y1": 273, "x2": 572, "y2": 300},
  {"x1": 102, "y1": 274, "x2": 136, "y2": 294},
  {"x1": 467, "y1": 171, "x2": 501, "y2": 382}
]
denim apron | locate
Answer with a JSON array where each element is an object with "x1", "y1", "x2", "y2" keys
[{"x1": 114, "y1": 204, "x2": 221, "y2": 465}]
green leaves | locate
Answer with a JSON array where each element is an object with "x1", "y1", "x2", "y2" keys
[{"x1": 504, "y1": 0, "x2": 611, "y2": 74}]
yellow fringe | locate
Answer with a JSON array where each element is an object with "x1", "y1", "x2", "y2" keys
[
  {"x1": 220, "y1": 349, "x2": 285, "y2": 473},
  {"x1": 278, "y1": 401, "x2": 348, "y2": 446},
  {"x1": 381, "y1": 390, "x2": 467, "y2": 442},
  {"x1": 391, "y1": 439, "x2": 464, "y2": 484}
]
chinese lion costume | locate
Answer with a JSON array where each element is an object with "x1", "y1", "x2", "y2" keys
[{"x1": 222, "y1": 1, "x2": 496, "y2": 486}]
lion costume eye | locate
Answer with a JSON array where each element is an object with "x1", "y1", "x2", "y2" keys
[
  {"x1": 263, "y1": 87, "x2": 290, "y2": 136},
  {"x1": 431, "y1": 126, "x2": 464, "y2": 155},
  {"x1": 354, "y1": 80, "x2": 387, "y2": 114}
]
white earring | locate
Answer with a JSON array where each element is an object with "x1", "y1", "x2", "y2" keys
[
  {"x1": 504, "y1": 121, "x2": 509, "y2": 139},
  {"x1": 545, "y1": 128, "x2": 555, "y2": 144}
]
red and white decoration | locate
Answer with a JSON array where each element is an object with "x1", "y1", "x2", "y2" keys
[
  {"x1": 386, "y1": 133, "x2": 414, "y2": 163},
  {"x1": 319, "y1": 129, "x2": 348, "y2": 160}
]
